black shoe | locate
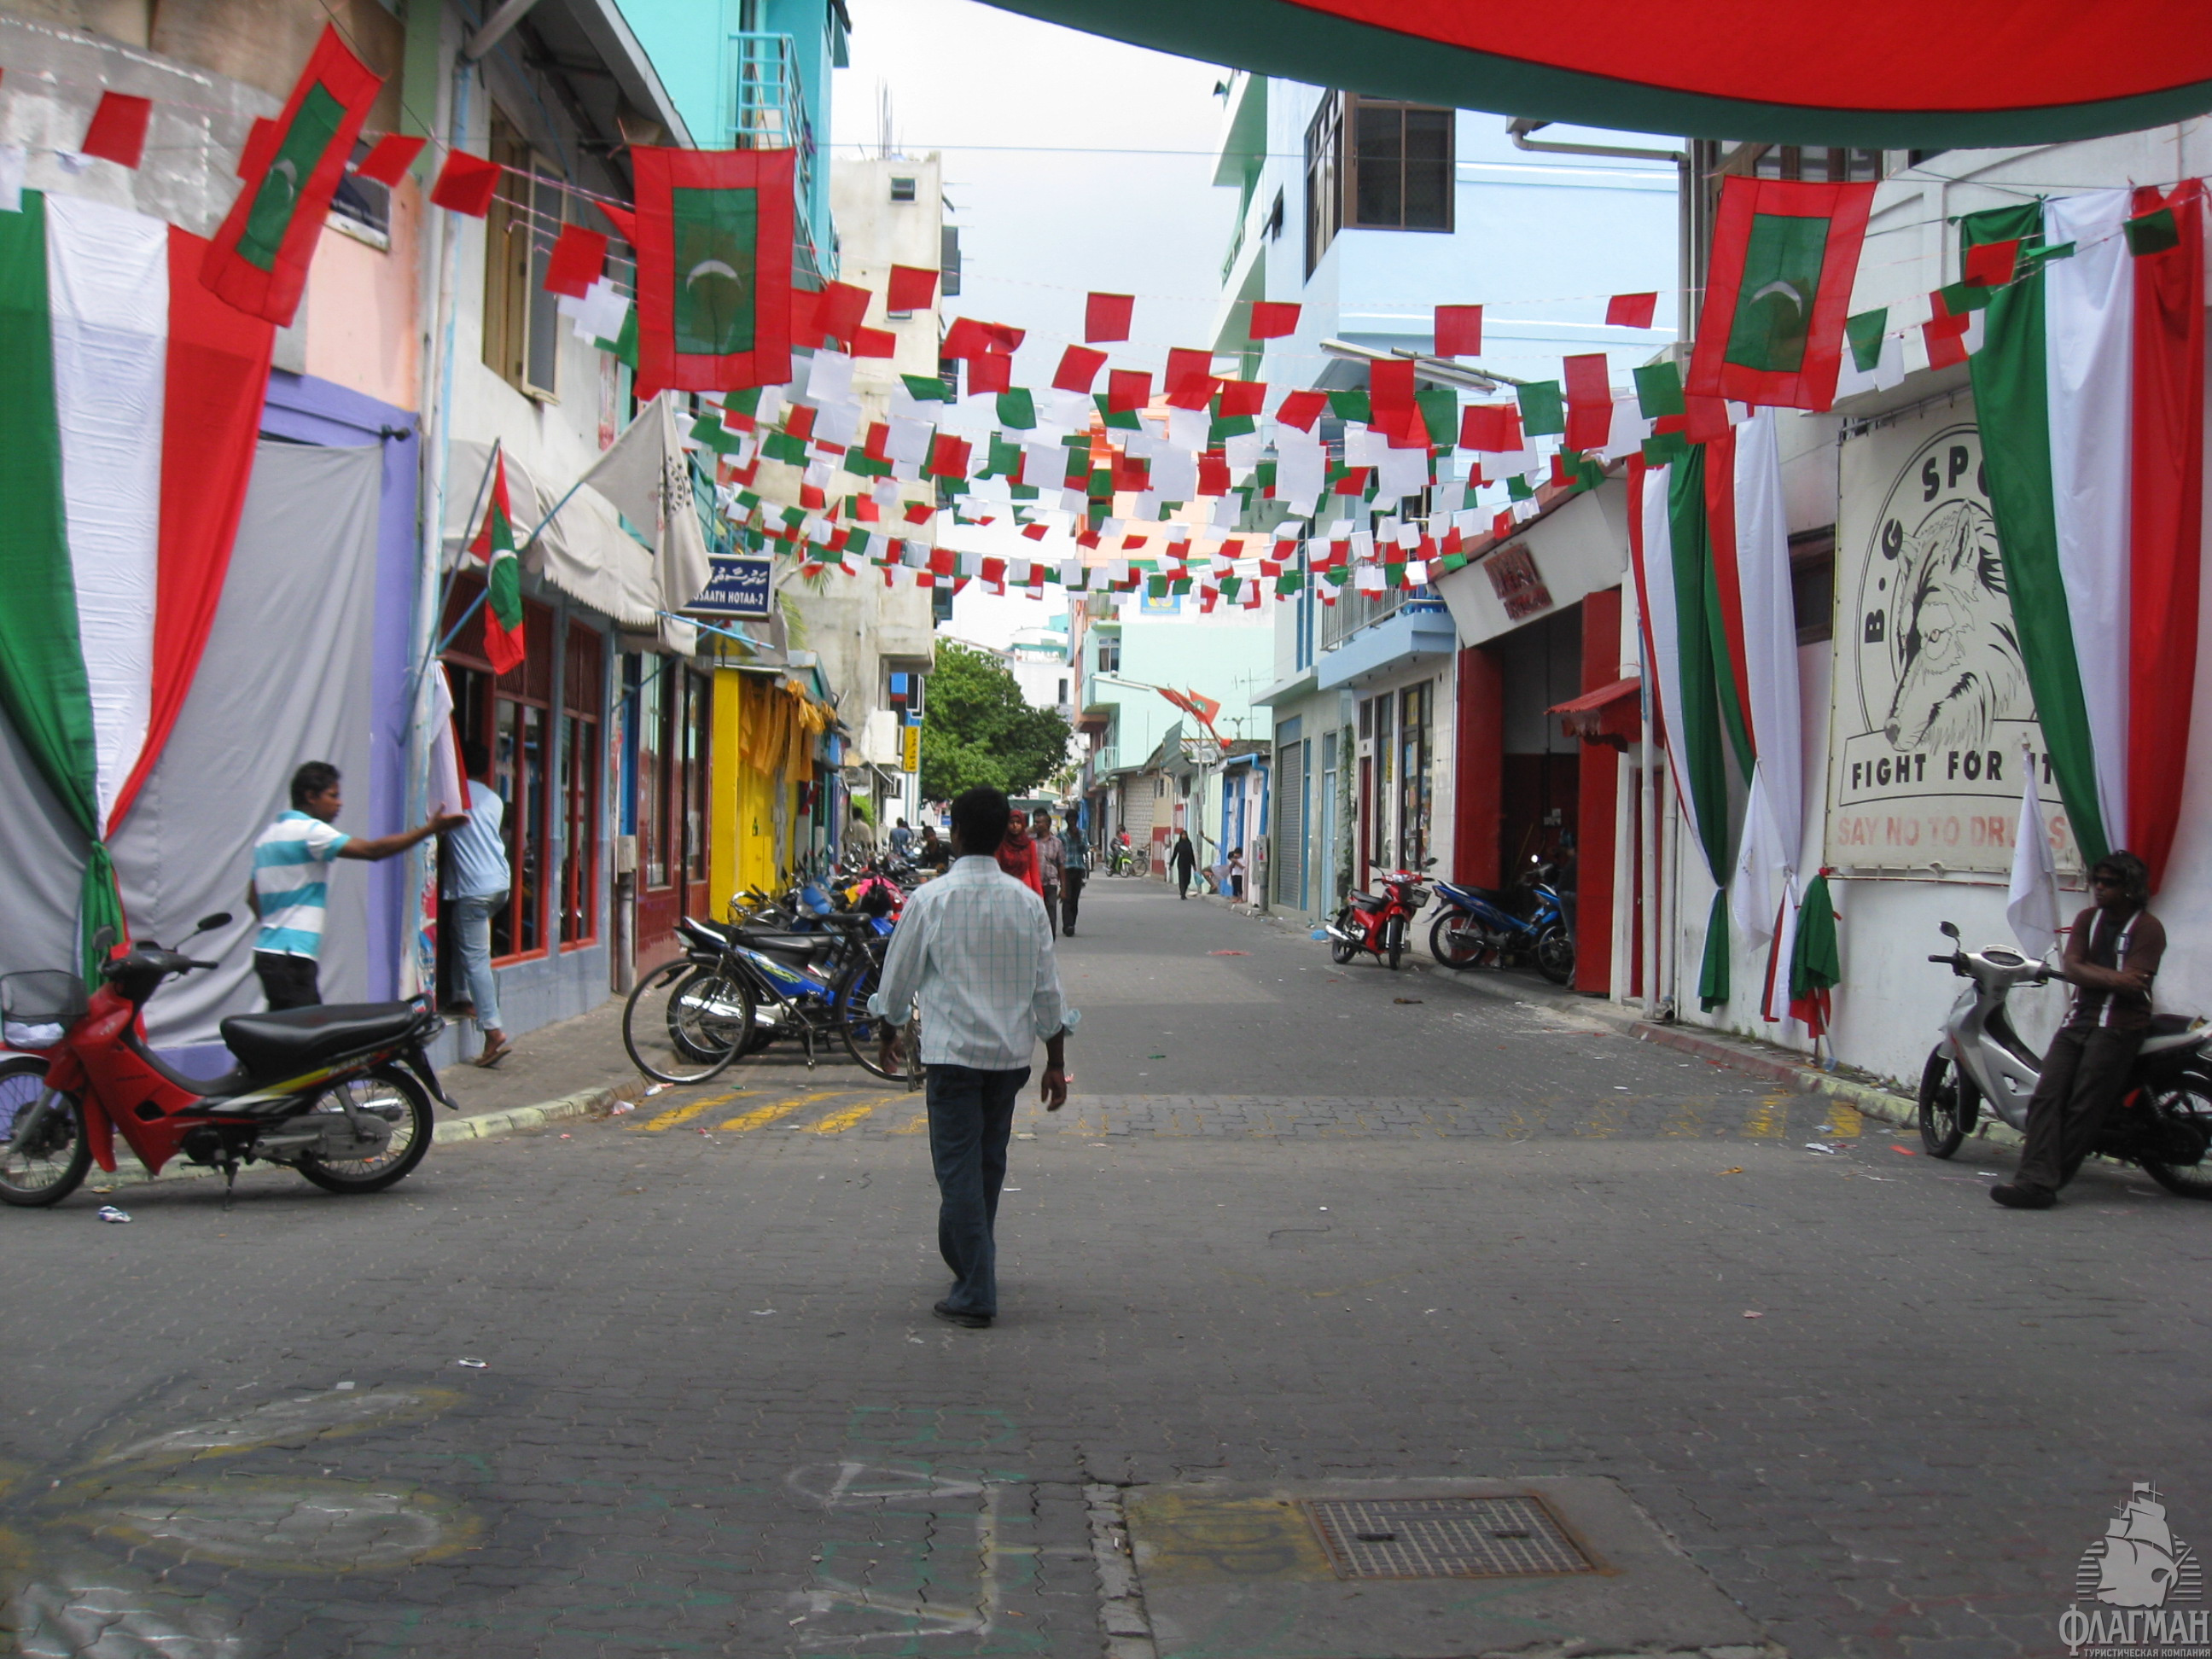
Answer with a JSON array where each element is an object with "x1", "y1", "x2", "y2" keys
[
  {"x1": 933, "y1": 1301, "x2": 991, "y2": 1328},
  {"x1": 1990, "y1": 1183, "x2": 2057, "y2": 1210}
]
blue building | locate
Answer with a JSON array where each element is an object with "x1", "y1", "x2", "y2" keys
[{"x1": 1216, "y1": 73, "x2": 1674, "y2": 946}]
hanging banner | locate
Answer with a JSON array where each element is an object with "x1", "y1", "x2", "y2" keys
[{"x1": 1825, "y1": 406, "x2": 2076, "y2": 875}]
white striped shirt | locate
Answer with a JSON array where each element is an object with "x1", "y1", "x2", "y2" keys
[
  {"x1": 870, "y1": 856, "x2": 1078, "y2": 1070},
  {"x1": 252, "y1": 811, "x2": 351, "y2": 959}
]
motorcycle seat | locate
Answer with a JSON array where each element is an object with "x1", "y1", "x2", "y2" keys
[
  {"x1": 735, "y1": 929, "x2": 841, "y2": 963},
  {"x1": 219, "y1": 1002, "x2": 422, "y2": 1080},
  {"x1": 2148, "y1": 1012, "x2": 2200, "y2": 1038},
  {"x1": 1348, "y1": 892, "x2": 1387, "y2": 913}
]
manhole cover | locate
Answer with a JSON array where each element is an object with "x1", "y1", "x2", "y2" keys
[{"x1": 1303, "y1": 1495, "x2": 1596, "y2": 1580}]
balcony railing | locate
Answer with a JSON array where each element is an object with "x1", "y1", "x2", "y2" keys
[{"x1": 725, "y1": 32, "x2": 836, "y2": 284}]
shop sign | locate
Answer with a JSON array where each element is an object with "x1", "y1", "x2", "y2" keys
[
  {"x1": 1484, "y1": 544, "x2": 1554, "y2": 622},
  {"x1": 900, "y1": 720, "x2": 921, "y2": 773},
  {"x1": 1824, "y1": 410, "x2": 2076, "y2": 874},
  {"x1": 689, "y1": 556, "x2": 773, "y2": 618}
]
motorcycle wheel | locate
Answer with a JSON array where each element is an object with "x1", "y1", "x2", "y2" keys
[
  {"x1": 295, "y1": 1068, "x2": 434, "y2": 1195},
  {"x1": 1385, "y1": 916, "x2": 1405, "y2": 971},
  {"x1": 0, "y1": 1057, "x2": 90, "y2": 1208},
  {"x1": 623, "y1": 960, "x2": 749, "y2": 1085},
  {"x1": 1917, "y1": 1049, "x2": 1973, "y2": 1160},
  {"x1": 1534, "y1": 926, "x2": 1576, "y2": 986},
  {"x1": 2139, "y1": 1079, "x2": 2212, "y2": 1198},
  {"x1": 1428, "y1": 911, "x2": 1492, "y2": 970},
  {"x1": 1328, "y1": 909, "x2": 1358, "y2": 966}
]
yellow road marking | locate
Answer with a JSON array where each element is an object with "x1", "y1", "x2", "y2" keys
[
  {"x1": 720, "y1": 1099, "x2": 806, "y2": 1132},
  {"x1": 890, "y1": 1111, "x2": 930, "y2": 1134},
  {"x1": 1743, "y1": 1096, "x2": 1787, "y2": 1138},
  {"x1": 636, "y1": 1091, "x2": 753, "y2": 1132},
  {"x1": 1826, "y1": 1102, "x2": 1864, "y2": 1137},
  {"x1": 809, "y1": 1099, "x2": 893, "y2": 1134}
]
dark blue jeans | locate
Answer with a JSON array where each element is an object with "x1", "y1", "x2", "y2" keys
[{"x1": 926, "y1": 1063, "x2": 1029, "y2": 1317}]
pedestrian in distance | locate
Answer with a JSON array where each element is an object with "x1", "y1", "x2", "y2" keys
[
  {"x1": 1059, "y1": 814, "x2": 1089, "y2": 935},
  {"x1": 1225, "y1": 847, "x2": 1246, "y2": 900},
  {"x1": 846, "y1": 802, "x2": 879, "y2": 859},
  {"x1": 1993, "y1": 849, "x2": 2168, "y2": 1210},
  {"x1": 1171, "y1": 830, "x2": 1197, "y2": 900},
  {"x1": 998, "y1": 809, "x2": 1045, "y2": 897},
  {"x1": 889, "y1": 817, "x2": 914, "y2": 858},
  {"x1": 1034, "y1": 810, "x2": 1064, "y2": 937},
  {"x1": 442, "y1": 741, "x2": 513, "y2": 1067},
  {"x1": 248, "y1": 761, "x2": 463, "y2": 1011},
  {"x1": 872, "y1": 786, "x2": 1077, "y2": 1329}
]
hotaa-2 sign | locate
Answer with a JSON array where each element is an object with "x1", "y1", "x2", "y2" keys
[{"x1": 1825, "y1": 407, "x2": 2077, "y2": 875}]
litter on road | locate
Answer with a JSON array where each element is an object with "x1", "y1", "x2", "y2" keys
[
  {"x1": 456, "y1": 1359, "x2": 488, "y2": 1369},
  {"x1": 96, "y1": 1206, "x2": 131, "y2": 1223}
]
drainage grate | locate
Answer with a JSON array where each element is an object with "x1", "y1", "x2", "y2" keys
[{"x1": 1303, "y1": 1495, "x2": 1597, "y2": 1580}]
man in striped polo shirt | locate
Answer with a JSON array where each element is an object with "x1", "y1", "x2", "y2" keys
[{"x1": 248, "y1": 761, "x2": 464, "y2": 1010}]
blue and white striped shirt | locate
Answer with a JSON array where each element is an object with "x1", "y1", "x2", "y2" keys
[{"x1": 252, "y1": 810, "x2": 352, "y2": 959}]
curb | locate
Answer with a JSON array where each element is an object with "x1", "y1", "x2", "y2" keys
[
  {"x1": 1628, "y1": 1020, "x2": 2027, "y2": 1149},
  {"x1": 433, "y1": 1081, "x2": 638, "y2": 1143}
]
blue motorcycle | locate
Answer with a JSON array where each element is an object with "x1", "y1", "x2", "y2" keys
[{"x1": 1427, "y1": 860, "x2": 1575, "y2": 986}]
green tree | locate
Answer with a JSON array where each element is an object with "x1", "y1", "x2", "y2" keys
[{"x1": 920, "y1": 643, "x2": 1073, "y2": 801}]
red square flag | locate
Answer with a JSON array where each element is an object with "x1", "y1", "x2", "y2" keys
[
  {"x1": 968, "y1": 351, "x2": 1012, "y2": 395},
  {"x1": 1275, "y1": 388, "x2": 1328, "y2": 431},
  {"x1": 1107, "y1": 369, "x2": 1150, "y2": 413},
  {"x1": 1964, "y1": 238, "x2": 2020, "y2": 288},
  {"x1": 355, "y1": 133, "x2": 426, "y2": 186},
  {"x1": 1605, "y1": 291, "x2": 1659, "y2": 329},
  {"x1": 1053, "y1": 344, "x2": 1107, "y2": 393},
  {"x1": 1085, "y1": 291, "x2": 1134, "y2": 343},
  {"x1": 852, "y1": 326, "x2": 897, "y2": 359},
  {"x1": 79, "y1": 92, "x2": 153, "y2": 168},
  {"x1": 1249, "y1": 300, "x2": 1300, "y2": 340},
  {"x1": 543, "y1": 225, "x2": 608, "y2": 299},
  {"x1": 1217, "y1": 380, "x2": 1266, "y2": 418},
  {"x1": 886, "y1": 263, "x2": 938, "y2": 313},
  {"x1": 817, "y1": 280, "x2": 870, "y2": 347},
  {"x1": 1435, "y1": 304, "x2": 1483, "y2": 357},
  {"x1": 430, "y1": 150, "x2": 502, "y2": 217}
]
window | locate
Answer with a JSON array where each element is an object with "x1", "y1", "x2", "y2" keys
[
  {"x1": 636, "y1": 658, "x2": 668, "y2": 889},
  {"x1": 1350, "y1": 100, "x2": 1453, "y2": 231},
  {"x1": 482, "y1": 106, "x2": 561, "y2": 399},
  {"x1": 940, "y1": 224, "x2": 962, "y2": 297},
  {"x1": 890, "y1": 175, "x2": 917, "y2": 202},
  {"x1": 1303, "y1": 95, "x2": 1342, "y2": 276},
  {"x1": 558, "y1": 624, "x2": 602, "y2": 946},
  {"x1": 1398, "y1": 681, "x2": 1433, "y2": 870},
  {"x1": 1790, "y1": 527, "x2": 1837, "y2": 645},
  {"x1": 1750, "y1": 146, "x2": 1883, "y2": 183},
  {"x1": 1307, "y1": 94, "x2": 1453, "y2": 273},
  {"x1": 330, "y1": 137, "x2": 391, "y2": 245},
  {"x1": 1096, "y1": 638, "x2": 1121, "y2": 673},
  {"x1": 1057, "y1": 677, "x2": 1069, "y2": 704},
  {"x1": 1265, "y1": 187, "x2": 1284, "y2": 242}
]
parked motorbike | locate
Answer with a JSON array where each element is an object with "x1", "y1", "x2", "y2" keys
[
  {"x1": 1321, "y1": 859, "x2": 1434, "y2": 970},
  {"x1": 1428, "y1": 859, "x2": 1575, "y2": 986},
  {"x1": 0, "y1": 915, "x2": 450, "y2": 1208},
  {"x1": 1918, "y1": 919, "x2": 2212, "y2": 1196}
]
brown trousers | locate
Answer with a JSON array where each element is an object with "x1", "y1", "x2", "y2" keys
[{"x1": 2016, "y1": 1025, "x2": 2142, "y2": 1193}]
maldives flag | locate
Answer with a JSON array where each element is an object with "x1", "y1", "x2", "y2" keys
[
  {"x1": 201, "y1": 25, "x2": 381, "y2": 327},
  {"x1": 632, "y1": 146, "x2": 795, "y2": 395},
  {"x1": 1688, "y1": 174, "x2": 1874, "y2": 411},
  {"x1": 0, "y1": 192, "x2": 274, "y2": 969},
  {"x1": 1967, "y1": 184, "x2": 2206, "y2": 891},
  {"x1": 472, "y1": 454, "x2": 527, "y2": 675}
]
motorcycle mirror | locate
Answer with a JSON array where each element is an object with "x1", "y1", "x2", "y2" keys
[
  {"x1": 1939, "y1": 921, "x2": 1961, "y2": 940},
  {"x1": 90, "y1": 924, "x2": 118, "y2": 958}
]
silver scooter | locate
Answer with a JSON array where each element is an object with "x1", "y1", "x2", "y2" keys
[{"x1": 1918, "y1": 920, "x2": 2212, "y2": 1196}]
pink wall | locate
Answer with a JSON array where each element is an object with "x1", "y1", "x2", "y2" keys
[{"x1": 303, "y1": 178, "x2": 421, "y2": 412}]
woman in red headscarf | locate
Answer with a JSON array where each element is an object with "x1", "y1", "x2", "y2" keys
[{"x1": 997, "y1": 809, "x2": 1045, "y2": 897}]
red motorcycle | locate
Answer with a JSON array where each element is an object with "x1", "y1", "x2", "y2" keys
[
  {"x1": 0, "y1": 913, "x2": 451, "y2": 1208},
  {"x1": 1322, "y1": 859, "x2": 1435, "y2": 970}
]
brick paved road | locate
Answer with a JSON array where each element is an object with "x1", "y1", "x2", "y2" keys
[{"x1": 3, "y1": 879, "x2": 2209, "y2": 1658}]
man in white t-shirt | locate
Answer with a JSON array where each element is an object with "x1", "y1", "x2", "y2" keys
[
  {"x1": 443, "y1": 740, "x2": 514, "y2": 1067},
  {"x1": 249, "y1": 761, "x2": 463, "y2": 1010}
]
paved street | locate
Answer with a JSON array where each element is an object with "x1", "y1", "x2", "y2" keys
[{"x1": 5, "y1": 877, "x2": 2210, "y2": 1658}]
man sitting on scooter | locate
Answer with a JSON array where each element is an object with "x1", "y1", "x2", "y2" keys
[{"x1": 1992, "y1": 850, "x2": 2167, "y2": 1211}]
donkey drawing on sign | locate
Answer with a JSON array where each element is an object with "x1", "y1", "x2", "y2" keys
[{"x1": 1883, "y1": 498, "x2": 2028, "y2": 753}]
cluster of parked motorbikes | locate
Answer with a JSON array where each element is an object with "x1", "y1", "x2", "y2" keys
[{"x1": 1322, "y1": 855, "x2": 1575, "y2": 985}]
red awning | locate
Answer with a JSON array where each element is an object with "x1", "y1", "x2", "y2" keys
[
  {"x1": 981, "y1": 1, "x2": 2212, "y2": 148},
  {"x1": 1550, "y1": 677, "x2": 1640, "y2": 749}
]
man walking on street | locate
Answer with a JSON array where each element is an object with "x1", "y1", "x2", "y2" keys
[
  {"x1": 1035, "y1": 809, "x2": 1064, "y2": 937},
  {"x1": 873, "y1": 787, "x2": 1077, "y2": 1329},
  {"x1": 249, "y1": 761, "x2": 463, "y2": 1010},
  {"x1": 1993, "y1": 850, "x2": 2168, "y2": 1210},
  {"x1": 1059, "y1": 813, "x2": 1089, "y2": 936}
]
